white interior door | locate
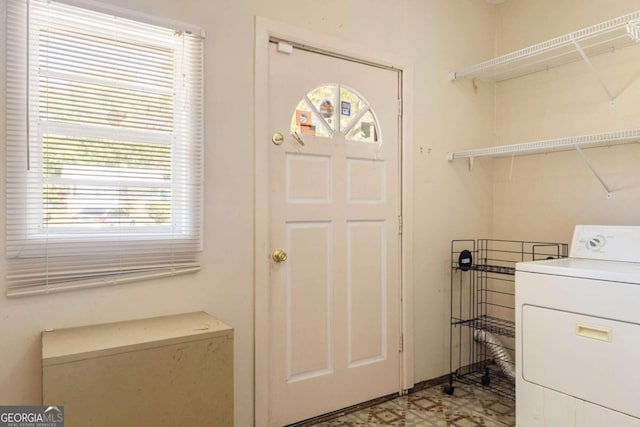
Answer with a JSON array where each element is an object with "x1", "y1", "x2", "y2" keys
[{"x1": 268, "y1": 42, "x2": 402, "y2": 426}]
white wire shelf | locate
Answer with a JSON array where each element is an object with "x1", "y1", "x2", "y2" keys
[
  {"x1": 447, "y1": 129, "x2": 640, "y2": 199},
  {"x1": 449, "y1": 10, "x2": 640, "y2": 82},
  {"x1": 446, "y1": 129, "x2": 640, "y2": 161}
]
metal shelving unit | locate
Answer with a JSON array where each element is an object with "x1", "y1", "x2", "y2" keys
[{"x1": 444, "y1": 239, "x2": 568, "y2": 400}]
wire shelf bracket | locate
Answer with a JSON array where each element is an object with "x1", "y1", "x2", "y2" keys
[{"x1": 570, "y1": 35, "x2": 617, "y2": 105}]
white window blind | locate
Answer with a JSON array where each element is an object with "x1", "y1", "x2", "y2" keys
[{"x1": 5, "y1": 0, "x2": 204, "y2": 296}]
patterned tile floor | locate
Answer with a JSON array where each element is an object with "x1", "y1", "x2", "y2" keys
[{"x1": 309, "y1": 382, "x2": 515, "y2": 427}]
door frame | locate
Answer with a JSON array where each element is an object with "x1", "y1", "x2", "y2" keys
[{"x1": 253, "y1": 16, "x2": 414, "y2": 426}]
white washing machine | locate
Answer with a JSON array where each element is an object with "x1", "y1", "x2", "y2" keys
[{"x1": 516, "y1": 225, "x2": 640, "y2": 427}]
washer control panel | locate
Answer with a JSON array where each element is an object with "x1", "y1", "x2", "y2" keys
[{"x1": 570, "y1": 225, "x2": 640, "y2": 262}]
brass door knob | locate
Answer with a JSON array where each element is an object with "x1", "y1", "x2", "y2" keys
[
  {"x1": 272, "y1": 132, "x2": 284, "y2": 145},
  {"x1": 272, "y1": 249, "x2": 287, "y2": 263}
]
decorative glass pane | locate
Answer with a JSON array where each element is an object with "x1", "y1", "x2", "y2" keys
[
  {"x1": 290, "y1": 98, "x2": 332, "y2": 138},
  {"x1": 290, "y1": 84, "x2": 380, "y2": 143},
  {"x1": 306, "y1": 85, "x2": 337, "y2": 131},
  {"x1": 339, "y1": 87, "x2": 366, "y2": 132},
  {"x1": 345, "y1": 110, "x2": 378, "y2": 143}
]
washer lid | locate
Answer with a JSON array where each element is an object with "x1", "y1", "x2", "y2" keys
[{"x1": 516, "y1": 257, "x2": 640, "y2": 285}]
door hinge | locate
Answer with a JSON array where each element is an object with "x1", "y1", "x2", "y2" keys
[
  {"x1": 398, "y1": 215, "x2": 403, "y2": 235},
  {"x1": 398, "y1": 335, "x2": 404, "y2": 353},
  {"x1": 397, "y1": 99, "x2": 402, "y2": 117}
]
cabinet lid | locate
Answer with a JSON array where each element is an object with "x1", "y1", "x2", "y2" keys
[{"x1": 42, "y1": 311, "x2": 232, "y2": 366}]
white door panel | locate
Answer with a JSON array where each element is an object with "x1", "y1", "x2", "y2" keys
[{"x1": 268, "y1": 42, "x2": 401, "y2": 426}]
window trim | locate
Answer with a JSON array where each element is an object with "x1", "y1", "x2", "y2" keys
[
  {"x1": 5, "y1": 0, "x2": 205, "y2": 296},
  {"x1": 51, "y1": 0, "x2": 205, "y2": 38}
]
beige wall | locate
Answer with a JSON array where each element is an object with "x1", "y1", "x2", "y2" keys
[
  {"x1": 404, "y1": 0, "x2": 495, "y2": 381},
  {"x1": 0, "y1": 0, "x2": 498, "y2": 425},
  {"x1": 491, "y1": 0, "x2": 640, "y2": 243}
]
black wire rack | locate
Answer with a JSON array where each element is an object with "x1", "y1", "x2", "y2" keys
[{"x1": 444, "y1": 239, "x2": 568, "y2": 400}]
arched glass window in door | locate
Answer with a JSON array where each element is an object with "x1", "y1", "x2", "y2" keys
[{"x1": 290, "y1": 84, "x2": 380, "y2": 144}]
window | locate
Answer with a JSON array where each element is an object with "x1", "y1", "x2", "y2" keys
[
  {"x1": 5, "y1": 0, "x2": 204, "y2": 295},
  {"x1": 290, "y1": 84, "x2": 380, "y2": 143}
]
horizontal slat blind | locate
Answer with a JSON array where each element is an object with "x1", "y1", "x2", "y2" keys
[{"x1": 5, "y1": 0, "x2": 204, "y2": 296}]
